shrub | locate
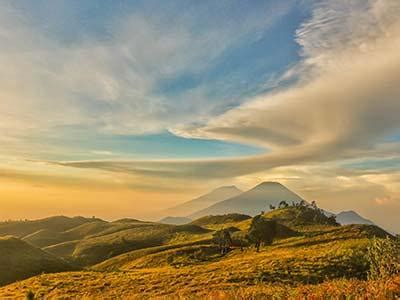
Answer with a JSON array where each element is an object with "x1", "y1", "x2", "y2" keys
[
  {"x1": 247, "y1": 216, "x2": 277, "y2": 251},
  {"x1": 212, "y1": 229, "x2": 232, "y2": 255}
]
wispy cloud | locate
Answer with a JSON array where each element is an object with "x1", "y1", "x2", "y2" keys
[{"x1": 0, "y1": 1, "x2": 293, "y2": 147}]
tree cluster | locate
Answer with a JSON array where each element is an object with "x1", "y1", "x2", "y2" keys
[{"x1": 247, "y1": 215, "x2": 277, "y2": 252}]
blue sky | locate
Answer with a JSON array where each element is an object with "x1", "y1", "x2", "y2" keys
[
  {"x1": 1, "y1": 0, "x2": 308, "y2": 161},
  {"x1": 1, "y1": 0, "x2": 400, "y2": 231}
]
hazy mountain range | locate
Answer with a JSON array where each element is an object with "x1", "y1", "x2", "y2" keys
[
  {"x1": 162, "y1": 186, "x2": 242, "y2": 217},
  {"x1": 161, "y1": 182, "x2": 379, "y2": 228}
]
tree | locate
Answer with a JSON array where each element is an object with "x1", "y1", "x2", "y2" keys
[
  {"x1": 311, "y1": 201, "x2": 317, "y2": 209},
  {"x1": 247, "y1": 216, "x2": 277, "y2": 252},
  {"x1": 278, "y1": 201, "x2": 289, "y2": 209},
  {"x1": 269, "y1": 204, "x2": 276, "y2": 210},
  {"x1": 212, "y1": 229, "x2": 233, "y2": 255}
]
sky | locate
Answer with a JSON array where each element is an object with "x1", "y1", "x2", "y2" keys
[{"x1": 0, "y1": 0, "x2": 399, "y2": 232}]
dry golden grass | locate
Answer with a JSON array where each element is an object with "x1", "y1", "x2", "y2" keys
[
  {"x1": 0, "y1": 208, "x2": 395, "y2": 298},
  {"x1": 1, "y1": 271, "x2": 399, "y2": 299}
]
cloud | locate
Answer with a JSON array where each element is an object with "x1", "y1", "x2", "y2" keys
[
  {"x1": 50, "y1": 0, "x2": 400, "y2": 184},
  {"x1": 171, "y1": 0, "x2": 400, "y2": 164},
  {"x1": 0, "y1": 1, "x2": 292, "y2": 150}
]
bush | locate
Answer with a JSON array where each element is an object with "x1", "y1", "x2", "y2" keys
[{"x1": 247, "y1": 216, "x2": 277, "y2": 251}]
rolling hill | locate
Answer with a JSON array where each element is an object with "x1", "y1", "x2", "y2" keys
[
  {"x1": 0, "y1": 216, "x2": 103, "y2": 239},
  {"x1": 1, "y1": 206, "x2": 395, "y2": 298},
  {"x1": 48, "y1": 223, "x2": 210, "y2": 266},
  {"x1": 189, "y1": 182, "x2": 305, "y2": 219},
  {"x1": 163, "y1": 185, "x2": 242, "y2": 217},
  {"x1": 0, "y1": 236, "x2": 75, "y2": 286}
]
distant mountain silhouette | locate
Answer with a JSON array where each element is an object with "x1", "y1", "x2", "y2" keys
[
  {"x1": 189, "y1": 182, "x2": 304, "y2": 219},
  {"x1": 159, "y1": 216, "x2": 192, "y2": 225},
  {"x1": 335, "y1": 211, "x2": 375, "y2": 226},
  {"x1": 163, "y1": 186, "x2": 242, "y2": 217}
]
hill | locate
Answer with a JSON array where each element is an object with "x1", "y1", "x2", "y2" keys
[
  {"x1": 0, "y1": 216, "x2": 103, "y2": 239},
  {"x1": 0, "y1": 236, "x2": 75, "y2": 286},
  {"x1": 336, "y1": 211, "x2": 375, "y2": 226},
  {"x1": 58, "y1": 223, "x2": 210, "y2": 266},
  {"x1": 190, "y1": 182, "x2": 304, "y2": 219},
  {"x1": 159, "y1": 216, "x2": 192, "y2": 225},
  {"x1": 0, "y1": 219, "x2": 395, "y2": 298},
  {"x1": 163, "y1": 186, "x2": 242, "y2": 217},
  {"x1": 0, "y1": 206, "x2": 395, "y2": 298},
  {"x1": 264, "y1": 206, "x2": 339, "y2": 228},
  {"x1": 191, "y1": 213, "x2": 251, "y2": 227}
]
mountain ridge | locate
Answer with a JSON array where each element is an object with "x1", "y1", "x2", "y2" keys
[
  {"x1": 162, "y1": 185, "x2": 242, "y2": 217},
  {"x1": 189, "y1": 182, "x2": 305, "y2": 219}
]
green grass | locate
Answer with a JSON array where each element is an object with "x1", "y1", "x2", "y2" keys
[
  {"x1": 68, "y1": 223, "x2": 210, "y2": 266},
  {"x1": 0, "y1": 216, "x2": 102, "y2": 238},
  {"x1": 0, "y1": 208, "x2": 395, "y2": 298},
  {"x1": 0, "y1": 236, "x2": 76, "y2": 286},
  {"x1": 191, "y1": 213, "x2": 251, "y2": 226}
]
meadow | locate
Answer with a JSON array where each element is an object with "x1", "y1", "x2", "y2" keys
[{"x1": 0, "y1": 206, "x2": 398, "y2": 298}]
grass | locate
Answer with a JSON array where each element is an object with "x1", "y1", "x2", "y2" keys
[
  {"x1": 0, "y1": 236, "x2": 76, "y2": 286},
  {"x1": 1, "y1": 271, "x2": 398, "y2": 298},
  {"x1": 0, "y1": 207, "x2": 397, "y2": 297},
  {"x1": 0, "y1": 216, "x2": 102, "y2": 238}
]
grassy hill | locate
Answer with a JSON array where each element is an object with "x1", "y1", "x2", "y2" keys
[
  {"x1": 0, "y1": 236, "x2": 76, "y2": 286},
  {"x1": 0, "y1": 216, "x2": 103, "y2": 239},
  {"x1": 0, "y1": 207, "x2": 396, "y2": 298},
  {"x1": 66, "y1": 223, "x2": 210, "y2": 266},
  {"x1": 1, "y1": 272, "x2": 398, "y2": 299},
  {"x1": 0, "y1": 219, "x2": 397, "y2": 298},
  {"x1": 191, "y1": 213, "x2": 251, "y2": 227}
]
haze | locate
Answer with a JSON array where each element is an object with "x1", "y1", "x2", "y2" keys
[{"x1": 0, "y1": 0, "x2": 399, "y2": 233}]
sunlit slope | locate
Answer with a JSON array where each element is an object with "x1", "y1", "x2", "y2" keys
[
  {"x1": 23, "y1": 219, "x2": 153, "y2": 249},
  {"x1": 0, "y1": 216, "x2": 102, "y2": 239},
  {"x1": 0, "y1": 221, "x2": 393, "y2": 298},
  {"x1": 96, "y1": 207, "x2": 389, "y2": 277},
  {"x1": 1, "y1": 272, "x2": 398, "y2": 299},
  {"x1": 0, "y1": 236, "x2": 75, "y2": 286},
  {"x1": 66, "y1": 224, "x2": 210, "y2": 266}
]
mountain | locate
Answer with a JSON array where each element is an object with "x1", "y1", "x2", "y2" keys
[
  {"x1": 189, "y1": 182, "x2": 304, "y2": 219},
  {"x1": 159, "y1": 216, "x2": 192, "y2": 225},
  {"x1": 0, "y1": 236, "x2": 75, "y2": 286},
  {"x1": 163, "y1": 186, "x2": 242, "y2": 217},
  {"x1": 335, "y1": 211, "x2": 375, "y2": 226}
]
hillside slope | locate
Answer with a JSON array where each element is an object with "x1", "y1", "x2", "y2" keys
[
  {"x1": 0, "y1": 236, "x2": 75, "y2": 286},
  {"x1": 190, "y1": 182, "x2": 304, "y2": 219},
  {"x1": 0, "y1": 216, "x2": 102, "y2": 239},
  {"x1": 0, "y1": 219, "x2": 394, "y2": 298},
  {"x1": 61, "y1": 223, "x2": 210, "y2": 266}
]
